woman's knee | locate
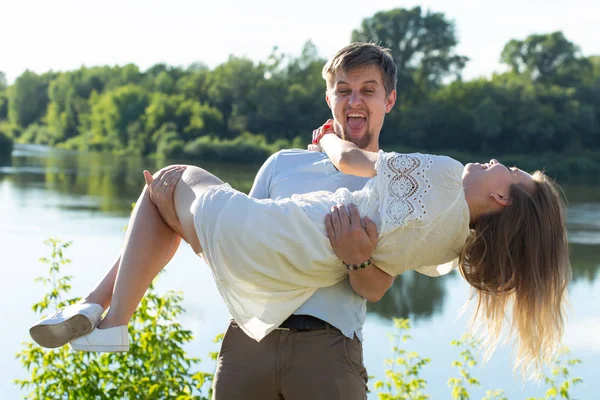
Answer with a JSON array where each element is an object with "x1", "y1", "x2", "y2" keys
[
  {"x1": 153, "y1": 164, "x2": 186, "y2": 179},
  {"x1": 181, "y1": 165, "x2": 223, "y2": 189}
]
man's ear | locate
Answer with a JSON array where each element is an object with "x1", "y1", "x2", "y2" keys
[
  {"x1": 385, "y1": 90, "x2": 397, "y2": 113},
  {"x1": 325, "y1": 92, "x2": 332, "y2": 109},
  {"x1": 489, "y1": 192, "x2": 513, "y2": 206}
]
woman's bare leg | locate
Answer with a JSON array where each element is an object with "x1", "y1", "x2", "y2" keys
[
  {"x1": 98, "y1": 165, "x2": 223, "y2": 328},
  {"x1": 81, "y1": 236, "x2": 181, "y2": 310}
]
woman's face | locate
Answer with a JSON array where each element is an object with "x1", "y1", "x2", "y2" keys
[{"x1": 462, "y1": 159, "x2": 535, "y2": 206}]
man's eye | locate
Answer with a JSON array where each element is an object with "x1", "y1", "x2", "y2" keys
[
  {"x1": 338, "y1": 90, "x2": 350, "y2": 95},
  {"x1": 363, "y1": 89, "x2": 374, "y2": 94}
]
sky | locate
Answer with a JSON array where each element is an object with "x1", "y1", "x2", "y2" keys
[{"x1": 2, "y1": 0, "x2": 599, "y2": 84}]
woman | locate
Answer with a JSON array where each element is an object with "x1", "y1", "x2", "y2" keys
[{"x1": 30, "y1": 122, "x2": 570, "y2": 376}]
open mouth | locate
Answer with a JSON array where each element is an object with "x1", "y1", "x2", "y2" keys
[{"x1": 347, "y1": 112, "x2": 367, "y2": 131}]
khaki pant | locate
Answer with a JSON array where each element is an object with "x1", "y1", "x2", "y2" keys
[{"x1": 212, "y1": 321, "x2": 368, "y2": 400}]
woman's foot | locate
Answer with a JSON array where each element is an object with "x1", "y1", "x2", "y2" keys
[
  {"x1": 69, "y1": 325, "x2": 129, "y2": 352},
  {"x1": 29, "y1": 302, "x2": 105, "y2": 348}
]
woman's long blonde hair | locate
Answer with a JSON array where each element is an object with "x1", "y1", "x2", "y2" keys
[{"x1": 458, "y1": 171, "x2": 571, "y2": 378}]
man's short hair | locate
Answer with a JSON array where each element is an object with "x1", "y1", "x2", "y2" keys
[{"x1": 322, "y1": 43, "x2": 397, "y2": 96}]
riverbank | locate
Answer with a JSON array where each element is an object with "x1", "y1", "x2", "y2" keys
[{"x1": 5, "y1": 135, "x2": 600, "y2": 185}]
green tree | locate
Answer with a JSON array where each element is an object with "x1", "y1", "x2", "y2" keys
[
  {"x1": 8, "y1": 70, "x2": 54, "y2": 128},
  {"x1": 176, "y1": 65, "x2": 210, "y2": 99},
  {"x1": 0, "y1": 91, "x2": 8, "y2": 121},
  {"x1": 0, "y1": 130, "x2": 13, "y2": 157},
  {"x1": 352, "y1": 7, "x2": 468, "y2": 103},
  {"x1": 145, "y1": 93, "x2": 223, "y2": 153},
  {"x1": 85, "y1": 85, "x2": 150, "y2": 151},
  {"x1": 153, "y1": 71, "x2": 176, "y2": 94},
  {"x1": 500, "y1": 31, "x2": 592, "y2": 87},
  {"x1": 0, "y1": 71, "x2": 6, "y2": 91},
  {"x1": 143, "y1": 63, "x2": 184, "y2": 93},
  {"x1": 0, "y1": 71, "x2": 6, "y2": 119},
  {"x1": 204, "y1": 56, "x2": 265, "y2": 137},
  {"x1": 590, "y1": 55, "x2": 600, "y2": 79},
  {"x1": 242, "y1": 42, "x2": 330, "y2": 141}
]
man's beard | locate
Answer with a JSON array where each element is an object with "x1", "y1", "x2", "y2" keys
[{"x1": 340, "y1": 127, "x2": 372, "y2": 150}]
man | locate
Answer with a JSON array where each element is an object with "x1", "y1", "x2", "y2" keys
[
  {"x1": 29, "y1": 42, "x2": 398, "y2": 399},
  {"x1": 210, "y1": 42, "x2": 398, "y2": 400}
]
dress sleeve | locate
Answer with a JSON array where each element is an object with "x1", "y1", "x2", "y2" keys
[
  {"x1": 375, "y1": 151, "x2": 434, "y2": 235},
  {"x1": 414, "y1": 260, "x2": 459, "y2": 277}
]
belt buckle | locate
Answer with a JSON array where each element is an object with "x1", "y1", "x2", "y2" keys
[{"x1": 274, "y1": 327, "x2": 291, "y2": 331}]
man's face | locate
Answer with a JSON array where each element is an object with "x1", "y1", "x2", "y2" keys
[{"x1": 326, "y1": 65, "x2": 396, "y2": 151}]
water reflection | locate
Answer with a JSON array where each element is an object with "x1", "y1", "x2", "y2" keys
[
  {"x1": 367, "y1": 271, "x2": 449, "y2": 321},
  {"x1": 570, "y1": 243, "x2": 600, "y2": 282},
  {"x1": 3, "y1": 145, "x2": 600, "y2": 321},
  {"x1": 2, "y1": 145, "x2": 260, "y2": 215}
]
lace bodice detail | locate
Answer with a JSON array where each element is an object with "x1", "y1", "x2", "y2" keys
[{"x1": 375, "y1": 151, "x2": 434, "y2": 234}]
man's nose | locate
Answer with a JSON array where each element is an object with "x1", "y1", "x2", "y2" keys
[
  {"x1": 349, "y1": 92, "x2": 363, "y2": 107},
  {"x1": 490, "y1": 159, "x2": 498, "y2": 165}
]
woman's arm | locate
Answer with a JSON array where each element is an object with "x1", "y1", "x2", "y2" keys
[{"x1": 319, "y1": 134, "x2": 379, "y2": 178}]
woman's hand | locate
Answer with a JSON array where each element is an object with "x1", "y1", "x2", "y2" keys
[
  {"x1": 143, "y1": 165, "x2": 186, "y2": 206},
  {"x1": 325, "y1": 203, "x2": 378, "y2": 266},
  {"x1": 143, "y1": 165, "x2": 186, "y2": 236},
  {"x1": 309, "y1": 119, "x2": 336, "y2": 150}
]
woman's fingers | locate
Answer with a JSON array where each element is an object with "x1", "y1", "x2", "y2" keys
[
  {"x1": 158, "y1": 166, "x2": 185, "y2": 194},
  {"x1": 143, "y1": 170, "x2": 154, "y2": 187},
  {"x1": 164, "y1": 167, "x2": 186, "y2": 193}
]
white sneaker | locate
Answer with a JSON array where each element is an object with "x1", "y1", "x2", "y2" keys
[
  {"x1": 29, "y1": 302, "x2": 104, "y2": 348},
  {"x1": 69, "y1": 325, "x2": 129, "y2": 352}
]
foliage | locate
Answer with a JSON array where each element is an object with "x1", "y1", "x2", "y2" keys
[
  {"x1": 181, "y1": 132, "x2": 303, "y2": 163},
  {"x1": 500, "y1": 31, "x2": 593, "y2": 87},
  {"x1": 18, "y1": 123, "x2": 58, "y2": 145},
  {"x1": 0, "y1": 129, "x2": 13, "y2": 157},
  {"x1": 15, "y1": 239, "x2": 215, "y2": 399},
  {"x1": 447, "y1": 335, "x2": 507, "y2": 400},
  {"x1": 8, "y1": 70, "x2": 55, "y2": 128},
  {"x1": 526, "y1": 348, "x2": 583, "y2": 400},
  {"x1": 373, "y1": 318, "x2": 430, "y2": 399},
  {"x1": 374, "y1": 323, "x2": 583, "y2": 400}
]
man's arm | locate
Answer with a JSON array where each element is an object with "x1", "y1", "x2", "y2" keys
[{"x1": 325, "y1": 203, "x2": 394, "y2": 302}]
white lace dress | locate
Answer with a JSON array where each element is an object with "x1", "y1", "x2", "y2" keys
[{"x1": 192, "y1": 151, "x2": 471, "y2": 341}]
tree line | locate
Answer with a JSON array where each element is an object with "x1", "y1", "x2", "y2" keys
[{"x1": 1, "y1": 7, "x2": 599, "y2": 180}]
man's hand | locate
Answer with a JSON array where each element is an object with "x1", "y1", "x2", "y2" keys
[
  {"x1": 143, "y1": 165, "x2": 186, "y2": 237},
  {"x1": 325, "y1": 203, "x2": 377, "y2": 265},
  {"x1": 325, "y1": 203, "x2": 394, "y2": 302}
]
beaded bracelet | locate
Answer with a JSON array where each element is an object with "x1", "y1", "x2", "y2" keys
[{"x1": 343, "y1": 258, "x2": 373, "y2": 271}]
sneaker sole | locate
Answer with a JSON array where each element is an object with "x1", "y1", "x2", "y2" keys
[
  {"x1": 70, "y1": 343, "x2": 129, "y2": 352},
  {"x1": 29, "y1": 314, "x2": 93, "y2": 348}
]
